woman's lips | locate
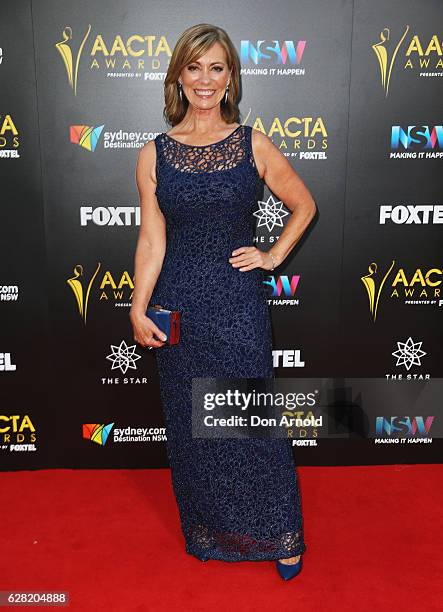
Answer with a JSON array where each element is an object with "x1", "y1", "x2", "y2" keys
[{"x1": 194, "y1": 89, "x2": 215, "y2": 98}]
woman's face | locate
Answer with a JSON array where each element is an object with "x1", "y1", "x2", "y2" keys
[{"x1": 179, "y1": 42, "x2": 231, "y2": 109}]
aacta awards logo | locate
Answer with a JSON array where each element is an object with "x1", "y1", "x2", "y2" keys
[
  {"x1": 0, "y1": 415, "x2": 37, "y2": 452},
  {"x1": 55, "y1": 25, "x2": 170, "y2": 95},
  {"x1": 67, "y1": 263, "x2": 134, "y2": 323},
  {"x1": 372, "y1": 26, "x2": 443, "y2": 97},
  {"x1": 361, "y1": 261, "x2": 443, "y2": 322},
  {"x1": 67, "y1": 263, "x2": 102, "y2": 324},
  {"x1": 55, "y1": 25, "x2": 92, "y2": 95},
  {"x1": 251, "y1": 117, "x2": 328, "y2": 158},
  {"x1": 0, "y1": 114, "x2": 20, "y2": 158},
  {"x1": 372, "y1": 26, "x2": 410, "y2": 97}
]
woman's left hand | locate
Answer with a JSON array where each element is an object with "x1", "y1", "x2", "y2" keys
[{"x1": 229, "y1": 246, "x2": 275, "y2": 272}]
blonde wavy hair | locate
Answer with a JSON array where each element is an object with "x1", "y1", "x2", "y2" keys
[{"x1": 163, "y1": 23, "x2": 241, "y2": 127}]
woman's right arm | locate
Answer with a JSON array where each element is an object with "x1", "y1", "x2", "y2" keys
[{"x1": 129, "y1": 140, "x2": 167, "y2": 347}]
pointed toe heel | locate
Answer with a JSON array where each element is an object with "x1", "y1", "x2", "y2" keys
[{"x1": 276, "y1": 556, "x2": 303, "y2": 581}]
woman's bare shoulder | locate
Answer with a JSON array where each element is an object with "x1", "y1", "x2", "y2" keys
[
  {"x1": 250, "y1": 127, "x2": 275, "y2": 149},
  {"x1": 137, "y1": 139, "x2": 157, "y2": 188},
  {"x1": 250, "y1": 128, "x2": 277, "y2": 179}
]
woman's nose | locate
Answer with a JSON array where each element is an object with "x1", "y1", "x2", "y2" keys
[{"x1": 199, "y1": 70, "x2": 212, "y2": 83}]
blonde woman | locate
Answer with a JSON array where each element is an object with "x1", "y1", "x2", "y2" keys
[{"x1": 130, "y1": 23, "x2": 316, "y2": 580}]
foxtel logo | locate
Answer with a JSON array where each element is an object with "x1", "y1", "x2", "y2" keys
[
  {"x1": 379, "y1": 204, "x2": 443, "y2": 224},
  {"x1": 80, "y1": 206, "x2": 140, "y2": 226},
  {"x1": 272, "y1": 349, "x2": 305, "y2": 368},
  {"x1": 0, "y1": 352, "x2": 16, "y2": 371}
]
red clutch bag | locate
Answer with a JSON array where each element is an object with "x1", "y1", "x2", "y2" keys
[{"x1": 146, "y1": 304, "x2": 181, "y2": 345}]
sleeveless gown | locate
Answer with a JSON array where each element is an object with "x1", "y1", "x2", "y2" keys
[{"x1": 150, "y1": 124, "x2": 306, "y2": 562}]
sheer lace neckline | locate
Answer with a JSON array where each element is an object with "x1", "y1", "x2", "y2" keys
[{"x1": 163, "y1": 124, "x2": 242, "y2": 148}]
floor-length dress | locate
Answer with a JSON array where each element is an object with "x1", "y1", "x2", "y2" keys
[{"x1": 149, "y1": 124, "x2": 306, "y2": 562}]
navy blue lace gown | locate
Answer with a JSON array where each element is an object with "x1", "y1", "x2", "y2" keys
[{"x1": 150, "y1": 124, "x2": 306, "y2": 562}]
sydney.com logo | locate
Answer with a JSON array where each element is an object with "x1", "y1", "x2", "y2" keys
[{"x1": 70, "y1": 124, "x2": 154, "y2": 151}]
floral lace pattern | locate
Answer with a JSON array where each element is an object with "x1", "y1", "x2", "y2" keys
[
  {"x1": 160, "y1": 124, "x2": 252, "y2": 173},
  {"x1": 150, "y1": 124, "x2": 306, "y2": 561}
]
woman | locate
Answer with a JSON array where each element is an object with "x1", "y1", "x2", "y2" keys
[{"x1": 130, "y1": 23, "x2": 316, "y2": 580}]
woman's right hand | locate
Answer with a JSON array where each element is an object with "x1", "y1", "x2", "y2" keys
[{"x1": 129, "y1": 309, "x2": 167, "y2": 349}]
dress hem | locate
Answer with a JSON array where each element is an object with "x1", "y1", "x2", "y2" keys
[{"x1": 185, "y1": 542, "x2": 307, "y2": 563}]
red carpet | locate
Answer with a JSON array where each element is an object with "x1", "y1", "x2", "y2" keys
[{"x1": 1, "y1": 465, "x2": 442, "y2": 611}]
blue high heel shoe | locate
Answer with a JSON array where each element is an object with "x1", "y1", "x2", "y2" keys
[{"x1": 275, "y1": 555, "x2": 303, "y2": 580}]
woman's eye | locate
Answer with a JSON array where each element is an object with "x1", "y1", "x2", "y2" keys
[{"x1": 187, "y1": 65, "x2": 223, "y2": 72}]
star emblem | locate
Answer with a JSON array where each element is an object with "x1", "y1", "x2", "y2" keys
[
  {"x1": 106, "y1": 340, "x2": 142, "y2": 374},
  {"x1": 392, "y1": 337, "x2": 426, "y2": 371},
  {"x1": 253, "y1": 195, "x2": 290, "y2": 232}
]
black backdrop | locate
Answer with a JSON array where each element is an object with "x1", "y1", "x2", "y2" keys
[{"x1": 1, "y1": 0, "x2": 442, "y2": 470}]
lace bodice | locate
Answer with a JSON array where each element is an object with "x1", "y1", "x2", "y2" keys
[{"x1": 156, "y1": 124, "x2": 258, "y2": 174}]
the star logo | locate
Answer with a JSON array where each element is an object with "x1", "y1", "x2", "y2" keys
[
  {"x1": 106, "y1": 341, "x2": 141, "y2": 374},
  {"x1": 392, "y1": 337, "x2": 426, "y2": 371},
  {"x1": 253, "y1": 195, "x2": 290, "y2": 232}
]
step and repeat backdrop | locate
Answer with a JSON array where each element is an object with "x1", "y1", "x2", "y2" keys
[{"x1": 1, "y1": 0, "x2": 442, "y2": 470}]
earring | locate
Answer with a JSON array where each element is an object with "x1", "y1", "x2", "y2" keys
[
  {"x1": 178, "y1": 82, "x2": 182, "y2": 101},
  {"x1": 224, "y1": 84, "x2": 229, "y2": 103}
]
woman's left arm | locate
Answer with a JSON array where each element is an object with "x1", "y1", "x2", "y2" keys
[{"x1": 229, "y1": 129, "x2": 317, "y2": 272}]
